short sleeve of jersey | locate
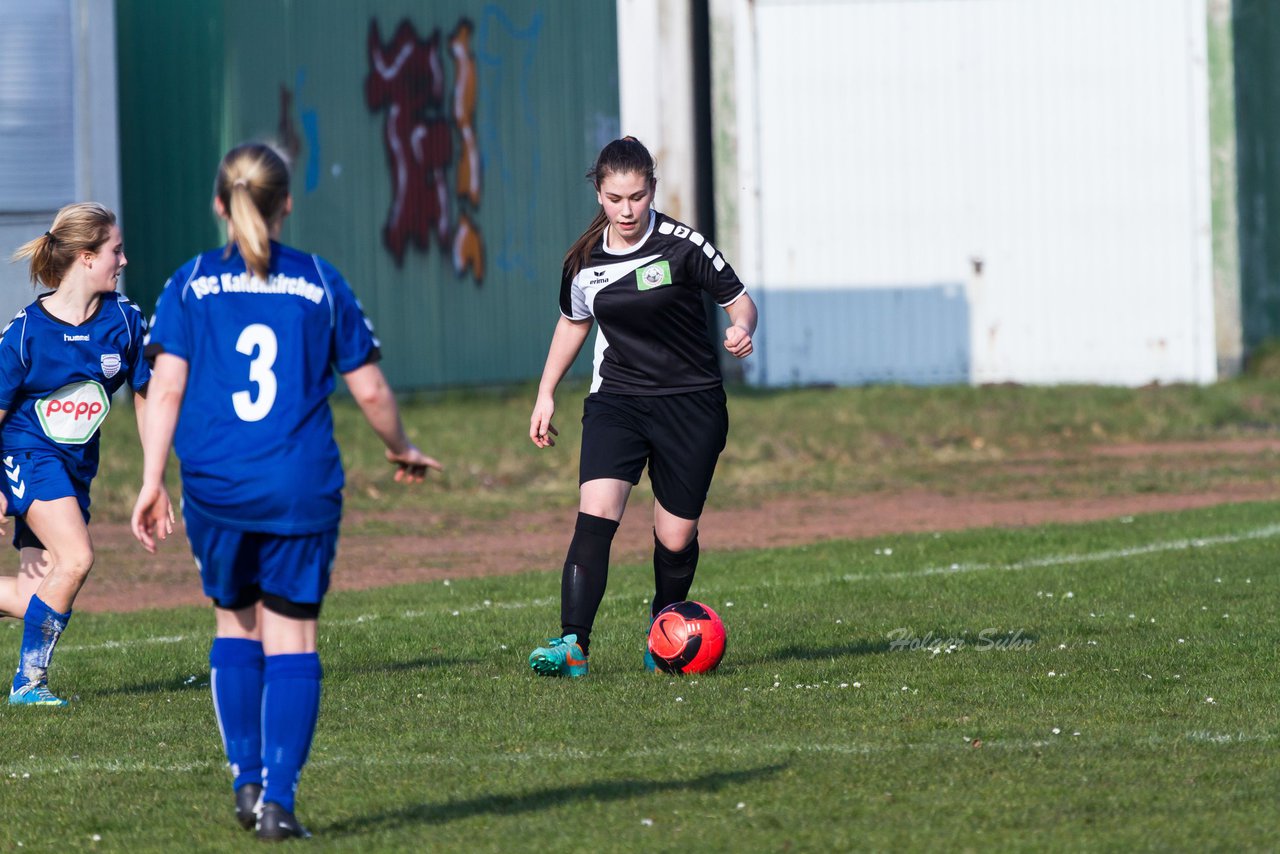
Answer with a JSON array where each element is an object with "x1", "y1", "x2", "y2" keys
[
  {"x1": 121, "y1": 298, "x2": 152, "y2": 391},
  {"x1": 146, "y1": 258, "x2": 200, "y2": 363},
  {"x1": 558, "y1": 261, "x2": 591, "y2": 321},
  {"x1": 694, "y1": 244, "x2": 746, "y2": 307},
  {"x1": 315, "y1": 256, "x2": 380, "y2": 374},
  {"x1": 0, "y1": 310, "x2": 28, "y2": 411}
]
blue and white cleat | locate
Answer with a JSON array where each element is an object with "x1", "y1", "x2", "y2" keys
[
  {"x1": 9, "y1": 682, "x2": 68, "y2": 706},
  {"x1": 528, "y1": 633, "x2": 588, "y2": 678}
]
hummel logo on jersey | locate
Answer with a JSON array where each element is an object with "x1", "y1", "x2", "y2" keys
[
  {"x1": 63, "y1": 333, "x2": 90, "y2": 342},
  {"x1": 1, "y1": 308, "x2": 24, "y2": 337},
  {"x1": 4, "y1": 456, "x2": 24, "y2": 501}
]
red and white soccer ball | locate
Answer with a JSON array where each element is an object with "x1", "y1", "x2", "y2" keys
[{"x1": 647, "y1": 601, "x2": 726, "y2": 674}]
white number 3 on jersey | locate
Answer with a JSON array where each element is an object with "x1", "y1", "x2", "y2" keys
[{"x1": 232, "y1": 324, "x2": 278, "y2": 422}]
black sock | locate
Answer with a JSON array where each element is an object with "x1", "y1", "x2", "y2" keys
[
  {"x1": 652, "y1": 532, "x2": 700, "y2": 618},
  {"x1": 560, "y1": 512, "x2": 619, "y2": 655}
]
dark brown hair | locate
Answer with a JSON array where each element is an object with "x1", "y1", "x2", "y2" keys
[
  {"x1": 563, "y1": 137, "x2": 656, "y2": 279},
  {"x1": 214, "y1": 142, "x2": 291, "y2": 279},
  {"x1": 10, "y1": 202, "x2": 116, "y2": 289}
]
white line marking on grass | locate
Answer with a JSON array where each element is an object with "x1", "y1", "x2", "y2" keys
[
  {"x1": 50, "y1": 523, "x2": 1280, "y2": 656},
  {"x1": 60, "y1": 635, "x2": 190, "y2": 654},
  {"x1": 839, "y1": 523, "x2": 1280, "y2": 584},
  {"x1": 327, "y1": 597, "x2": 558, "y2": 628},
  {"x1": 3, "y1": 731, "x2": 1272, "y2": 778}
]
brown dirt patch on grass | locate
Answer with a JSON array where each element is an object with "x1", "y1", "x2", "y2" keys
[{"x1": 68, "y1": 438, "x2": 1278, "y2": 613}]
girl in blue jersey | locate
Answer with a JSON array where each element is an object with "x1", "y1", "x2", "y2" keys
[
  {"x1": 0, "y1": 202, "x2": 152, "y2": 707},
  {"x1": 527, "y1": 137, "x2": 758, "y2": 677},
  {"x1": 130, "y1": 142, "x2": 440, "y2": 841}
]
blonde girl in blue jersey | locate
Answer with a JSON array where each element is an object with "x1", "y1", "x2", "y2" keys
[
  {"x1": 131, "y1": 142, "x2": 440, "y2": 840},
  {"x1": 0, "y1": 202, "x2": 154, "y2": 707}
]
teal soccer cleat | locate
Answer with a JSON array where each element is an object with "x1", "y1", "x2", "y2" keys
[
  {"x1": 644, "y1": 615, "x2": 658, "y2": 672},
  {"x1": 528, "y1": 634, "x2": 588, "y2": 678},
  {"x1": 8, "y1": 682, "x2": 67, "y2": 707}
]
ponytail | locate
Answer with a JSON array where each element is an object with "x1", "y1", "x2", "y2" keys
[
  {"x1": 214, "y1": 143, "x2": 290, "y2": 279},
  {"x1": 562, "y1": 137, "x2": 656, "y2": 280},
  {"x1": 563, "y1": 210, "x2": 610, "y2": 280},
  {"x1": 10, "y1": 202, "x2": 116, "y2": 289}
]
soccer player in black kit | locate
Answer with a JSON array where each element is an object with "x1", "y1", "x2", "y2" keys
[{"x1": 528, "y1": 136, "x2": 758, "y2": 677}]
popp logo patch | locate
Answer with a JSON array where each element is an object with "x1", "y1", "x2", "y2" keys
[{"x1": 36, "y1": 381, "x2": 110, "y2": 444}]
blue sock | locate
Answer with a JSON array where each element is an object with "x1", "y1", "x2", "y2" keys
[
  {"x1": 12, "y1": 595, "x2": 71, "y2": 692},
  {"x1": 210, "y1": 638, "x2": 265, "y2": 791},
  {"x1": 262, "y1": 653, "x2": 322, "y2": 813}
]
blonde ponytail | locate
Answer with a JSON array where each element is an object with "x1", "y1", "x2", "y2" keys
[
  {"x1": 214, "y1": 143, "x2": 290, "y2": 279},
  {"x1": 10, "y1": 202, "x2": 116, "y2": 289}
]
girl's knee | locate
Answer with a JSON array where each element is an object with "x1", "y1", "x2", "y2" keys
[{"x1": 54, "y1": 548, "x2": 95, "y2": 580}]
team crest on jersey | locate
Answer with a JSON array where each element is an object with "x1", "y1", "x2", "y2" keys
[
  {"x1": 100, "y1": 353, "x2": 122, "y2": 379},
  {"x1": 636, "y1": 261, "x2": 672, "y2": 291},
  {"x1": 35, "y1": 381, "x2": 110, "y2": 445}
]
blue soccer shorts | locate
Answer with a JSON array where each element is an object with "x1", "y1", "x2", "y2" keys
[
  {"x1": 182, "y1": 505, "x2": 338, "y2": 611},
  {"x1": 0, "y1": 449, "x2": 91, "y2": 551}
]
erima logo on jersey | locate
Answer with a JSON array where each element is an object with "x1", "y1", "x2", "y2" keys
[
  {"x1": 63, "y1": 334, "x2": 90, "y2": 342},
  {"x1": 636, "y1": 261, "x2": 672, "y2": 291}
]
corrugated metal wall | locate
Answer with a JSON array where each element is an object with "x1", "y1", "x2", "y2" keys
[
  {"x1": 117, "y1": 0, "x2": 619, "y2": 389},
  {"x1": 2, "y1": 0, "x2": 120, "y2": 325},
  {"x1": 1234, "y1": 0, "x2": 1280, "y2": 351},
  {"x1": 737, "y1": 0, "x2": 1215, "y2": 386}
]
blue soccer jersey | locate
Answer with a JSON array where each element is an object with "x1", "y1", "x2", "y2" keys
[
  {"x1": 0, "y1": 292, "x2": 151, "y2": 486},
  {"x1": 146, "y1": 241, "x2": 380, "y2": 534}
]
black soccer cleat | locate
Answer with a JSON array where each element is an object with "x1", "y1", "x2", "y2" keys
[
  {"x1": 235, "y1": 783, "x2": 262, "y2": 830},
  {"x1": 256, "y1": 801, "x2": 312, "y2": 841}
]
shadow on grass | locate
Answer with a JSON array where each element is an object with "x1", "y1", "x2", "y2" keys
[
  {"x1": 323, "y1": 763, "x2": 788, "y2": 834},
  {"x1": 758, "y1": 637, "x2": 898, "y2": 662},
  {"x1": 93, "y1": 656, "x2": 466, "y2": 697},
  {"x1": 325, "y1": 656, "x2": 469, "y2": 677}
]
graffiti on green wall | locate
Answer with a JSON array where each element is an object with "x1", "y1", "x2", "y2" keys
[{"x1": 364, "y1": 17, "x2": 484, "y2": 282}]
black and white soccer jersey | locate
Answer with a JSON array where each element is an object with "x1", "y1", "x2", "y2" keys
[{"x1": 559, "y1": 210, "x2": 746, "y2": 395}]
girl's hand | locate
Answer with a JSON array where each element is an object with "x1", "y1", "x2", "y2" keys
[
  {"x1": 386, "y1": 445, "x2": 444, "y2": 484},
  {"x1": 724, "y1": 324, "x2": 754, "y2": 358},
  {"x1": 131, "y1": 484, "x2": 175, "y2": 554},
  {"x1": 529, "y1": 394, "x2": 559, "y2": 448}
]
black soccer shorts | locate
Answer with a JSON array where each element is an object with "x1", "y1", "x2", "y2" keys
[{"x1": 578, "y1": 387, "x2": 729, "y2": 520}]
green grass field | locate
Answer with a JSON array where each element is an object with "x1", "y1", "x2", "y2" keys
[{"x1": 2, "y1": 499, "x2": 1277, "y2": 851}]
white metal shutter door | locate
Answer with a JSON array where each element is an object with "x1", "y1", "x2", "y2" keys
[
  {"x1": 0, "y1": 0, "x2": 75, "y2": 211},
  {"x1": 748, "y1": 0, "x2": 1213, "y2": 386}
]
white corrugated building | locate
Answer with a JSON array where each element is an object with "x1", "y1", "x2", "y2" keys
[{"x1": 619, "y1": 0, "x2": 1236, "y2": 387}]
